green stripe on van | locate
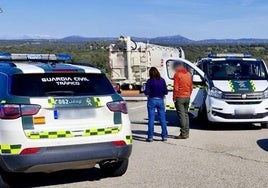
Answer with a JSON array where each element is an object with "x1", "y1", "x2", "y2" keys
[{"x1": 228, "y1": 80, "x2": 255, "y2": 92}]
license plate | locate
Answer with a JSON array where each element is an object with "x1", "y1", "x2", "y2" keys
[
  {"x1": 54, "y1": 108, "x2": 95, "y2": 120},
  {"x1": 234, "y1": 108, "x2": 255, "y2": 115}
]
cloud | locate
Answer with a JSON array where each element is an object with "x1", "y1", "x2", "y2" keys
[{"x1": 0, "y1": 34, "x2": 58, "y2": 40}]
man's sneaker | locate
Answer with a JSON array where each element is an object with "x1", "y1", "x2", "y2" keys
[
  {"x1": 146, "y1": 138, "x2": 153, "y2": 142},
  {"x1": 174, "y1": 134, "x2": 189, "y2": 139}
]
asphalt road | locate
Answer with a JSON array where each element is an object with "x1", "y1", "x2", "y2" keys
[{"x1": 10, "y1": 101, "x2": 268, "y2": 188}]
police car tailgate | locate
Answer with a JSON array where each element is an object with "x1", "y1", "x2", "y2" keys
[
  {"x1": 23, "y1": 96, "x2": 121, "y2": 139},
  {"x1": 9, "y1": 73, "x2": 124, "y2": 141}
]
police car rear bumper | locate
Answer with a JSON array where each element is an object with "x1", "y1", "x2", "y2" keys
[{"x1": 0, "y1": 142, "x2": 132, "y2": 173}]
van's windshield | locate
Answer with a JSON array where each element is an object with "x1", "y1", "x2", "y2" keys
[
  {"x1": 10, "y1": 73, "x2": 115, "y2": 97},
  {"x1": 207, "y1": 60, "x2": 268, "y2": 80}
]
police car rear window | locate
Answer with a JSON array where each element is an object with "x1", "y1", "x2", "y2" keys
[{"x1": 10, "y1": 73, "x2": 115, "y2": 96}]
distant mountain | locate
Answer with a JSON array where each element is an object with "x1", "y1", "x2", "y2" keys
[
  {"x1": 197, "y1": 38, "x2": 268, "y2": 44},
  {"x1": 61, "y1": 35, "x2": 117, "y2": 42},
  {"x1": 60, "y1": 35, "x2": 193, "y2": 44},
  {"x1": 150, "y1": 35, "x2": 193, "y2": 44},
  {"x1": 1, "y1": 34, "x2": 268, "y2": 44},
  {"x1": 60, "y1": 35, "x2": 268, "y2": 44}
]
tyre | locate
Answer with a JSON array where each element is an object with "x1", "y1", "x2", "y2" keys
[
  {"x1": 197, "y1": 105, "x2": 214, "y2": 129},
  {"x1": 197, "y1": 105, "x2": 208, "y2": 122},
  {"x1": 0, "y1": 173, "x2": 10, "y2": 188},
  {"x1": 261, "y1": 123, "x2": 268, "y2": 129},
  {"x1": 99, "y1": 159, "x2": 129, "y2": 177}
]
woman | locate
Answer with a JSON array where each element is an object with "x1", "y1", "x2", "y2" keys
[{"x1": 144, "y1": 67, "x2": 168, "y2": 142}]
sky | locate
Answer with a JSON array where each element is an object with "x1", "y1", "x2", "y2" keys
[{"x1": 0, "y1": 0, "x2": 268, "y2": 40}]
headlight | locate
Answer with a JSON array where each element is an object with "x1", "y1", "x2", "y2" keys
[
  {"x1": 209, "y1": 87, "x2": 223, "y2": 99},
  {"x1": 263, "y1": 88, "x2": 268, "y2": 98}
]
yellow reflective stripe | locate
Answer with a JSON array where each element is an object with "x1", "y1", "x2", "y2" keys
[
  {"x1": 25, "y1": 126, "x2": 121, "y2": 139},
  {"x1": 228, "y1": 80, "x2": 235, "y2": 92},
  {"x1": 93, "y1": 97, "x2": 102, "y2": 107},
  {"x1": 0, "y1": 144, "x2": 21, "y2": 154},
  {"x1": 0, "y1": 100, "x2": 6, "y2": 104},
  {"x1": 249, "y1": 80, "x2": 256, "y2": 91},
  {"x1": 25, "y1": 130, "x2": 73, "y2": 139},
  {"x1": 166, "y1": 105, "x2": 199, "y2": 111},
  {"x1": 167, "y1": 84, "x2": 174, "y2": 90},
  {"x1": 167, "y1": 84, "x2": 206, "y2": 90},
  {"x1": 47, "y1": 97, "x2": 55, "y2": 108},
  {"x1": 83, "y1": 126, "x2": 121, "y2": 136},
  {"x1": 166, "y1": 104, "x2": 176, "y2": 110},
  {"x1": 189, "y1": 106, "x2": 199, "y2": 111},
  {"x1": 126, "y1": 135, "x2": 132, "y2": 144},
  {"x1": 193, "y1": 85, "x2": 207, "y2": 90}
]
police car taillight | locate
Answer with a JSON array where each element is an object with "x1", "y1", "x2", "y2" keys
[
  {"x1": 107, "y1": 101, "x2": 128, "y2": 114},
  {"x1": 0, "y1": 104, "x2": 40, "y2": 119},
  {"x1": 112, "y1": 140, "x2": 126, "y2": 146},
  {"x1": 20, "y1": 147, "x2": 40, "y2": 155}
]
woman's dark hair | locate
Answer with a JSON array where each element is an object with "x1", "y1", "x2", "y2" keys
[{"x1": 149, "y1": 67, "x2": 161, "y2": 80}]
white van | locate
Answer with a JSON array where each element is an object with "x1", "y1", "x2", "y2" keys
[{"x1": 162, "y1": 53, "x2": 268, "y2": 127}]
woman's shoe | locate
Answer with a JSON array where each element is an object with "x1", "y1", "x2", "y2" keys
[{"x1": 162, "y1": 138, "x2": 167, "y2": 142}]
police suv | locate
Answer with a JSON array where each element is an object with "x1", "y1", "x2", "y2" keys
[
  {"x1": 163, "y1": 53, "x2": 268, "y2": 127},
  {"x1": 0, "y1": 53, "x2": 132, "y2": 187}
]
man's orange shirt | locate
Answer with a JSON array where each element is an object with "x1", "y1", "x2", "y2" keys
[{"x1": 173, "y1": 67, "x2": 193, "y2": 100}]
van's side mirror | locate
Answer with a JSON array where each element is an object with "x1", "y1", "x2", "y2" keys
[{"x1": 193, "y1": 75, "x2": 202, "y2": 83}]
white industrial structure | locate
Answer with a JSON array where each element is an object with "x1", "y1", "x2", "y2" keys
[{"x1": 109, "y1": 36, "x2": 185, "y2": 90}]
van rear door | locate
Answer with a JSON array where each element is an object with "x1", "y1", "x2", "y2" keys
[{"x1": 163, "y1": 58, "x2": 206, "y2": 118}]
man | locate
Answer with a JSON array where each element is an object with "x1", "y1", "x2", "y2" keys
[{"x1": 173, "y1": 63, "x2": 193, "y2": 139}]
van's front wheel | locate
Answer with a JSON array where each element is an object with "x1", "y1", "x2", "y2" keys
[{"x1": 99, "y1": 159, "x2": 129, "y2": 177}]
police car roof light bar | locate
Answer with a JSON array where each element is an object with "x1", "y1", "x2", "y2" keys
[
  {"x1": 0, "y1": 52, "x2": 72, "y2": 62},
  {"x1": 0, "y1": 52, "x2": 11, "y2": 60},
  {"x1": 208, "y1": 53, "x2": 252, "y2": 58}
]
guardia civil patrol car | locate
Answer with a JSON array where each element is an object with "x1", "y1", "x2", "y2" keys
[
  {"x1": 162, "y1": 53, "x2": 268, "y2": 127},
  {"x1": 0, "y1": 53, "x2": 132, "y2": 187}
]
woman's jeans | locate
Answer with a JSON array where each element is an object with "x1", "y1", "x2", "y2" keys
[{"x1": 147, "y1": 98, "x2": 168, "y2": 139}]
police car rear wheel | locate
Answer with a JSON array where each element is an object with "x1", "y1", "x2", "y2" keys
[
  {"x1": 0, "y1": 173, "x2": 10, "y2": 188},
  {"x1": 99, "y1": 159, "x2": 129, "y2": 177}
]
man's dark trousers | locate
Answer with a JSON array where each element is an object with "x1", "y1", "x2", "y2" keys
[{"x1": 175, "y1": 98, "x2": 190, "y2": 136}]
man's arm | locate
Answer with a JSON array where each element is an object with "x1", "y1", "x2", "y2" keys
[{"x1": 190, "y1": 73, "x2": 193, "y2": 94}]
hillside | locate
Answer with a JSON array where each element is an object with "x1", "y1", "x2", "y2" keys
[
  {"x1": 2, "y1": 35, "x2": 268, "y2": 44},
  {"x1": 60, "y1": 35, "x2": 268, "y2": 44}
]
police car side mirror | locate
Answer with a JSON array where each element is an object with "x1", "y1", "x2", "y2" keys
[{"x1": 193, "y1": 75, "x2": 202, "y2": 83}]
